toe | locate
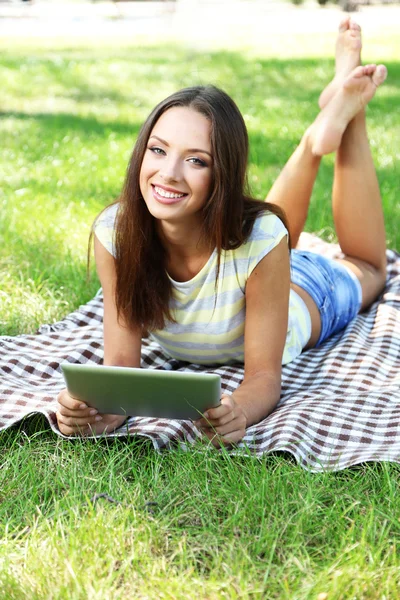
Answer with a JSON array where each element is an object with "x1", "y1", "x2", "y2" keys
[
  {"x1": 360, "y1": 64, "x2": 377, "y2": 77},
  {"x1": 339, "y1": 17, "x2": 351, "y2": 33},
  {"x1": 356, "y1": 65, "x2": 373, "y2": 78},
  {"x1": 349, "y1": 20, "x2": 361, "y2": 32},
  {"x1": 373, "y1": 65, "x2": 388, "y2": 87}
]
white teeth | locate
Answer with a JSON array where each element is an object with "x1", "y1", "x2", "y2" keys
[{"x1": 154, "y1": 186, "x2": 185, "y2": 199}]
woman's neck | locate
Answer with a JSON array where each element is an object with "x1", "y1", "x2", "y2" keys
[
  {"x1": 158, "y1": 218, "x2": 211, "y2": 261},
  {"x1": 157, "y1": 218, "x2": 214, "y2": 281}
]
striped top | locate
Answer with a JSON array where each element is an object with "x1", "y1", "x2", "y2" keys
[{"x1": 94, "y1": 204, "x2": 311, "y2": 365}]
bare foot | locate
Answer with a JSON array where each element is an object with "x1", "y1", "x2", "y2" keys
[
  {"x1": 319, "y1": 17, "x2": 362, "y2": 109},
  {"x1": 310, "y1": 64, "x2": 387, "y2": 156}
]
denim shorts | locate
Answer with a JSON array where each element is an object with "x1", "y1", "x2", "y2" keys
[{"x1": 290, "y1": 249, "x2": 363, "y2": 347}]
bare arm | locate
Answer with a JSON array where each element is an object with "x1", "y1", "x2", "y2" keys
[
  {"x1": 94, "y1": 235, "x2": 142, "y2": 368},
  {"x1": 56, "y1": 235, "x2": 142, "y2": 435},
  {"x1": 232, "y1": 235, "x2": 290, "y2": 425},
  {"x1": 195, "y1": 236, "x2": 290, "y2": 445}
]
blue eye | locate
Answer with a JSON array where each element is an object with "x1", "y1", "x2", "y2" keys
[
  {"x1": 188, "y1": 157, "x2": 207, "y2": 167},
  {"x1": 149, "y1": 146, "x2": 165, "y2": 155}
]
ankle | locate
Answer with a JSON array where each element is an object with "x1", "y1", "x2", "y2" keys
[
  {"x1": 346, "y1": 108, "x2": 367, "y2": 133},
  {"x1": 302, "y1": 126, "x2": 324, "y2": 160}
]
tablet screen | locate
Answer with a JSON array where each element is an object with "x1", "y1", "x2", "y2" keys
[{"x1": 61, "y1": 363, "x2": 221, "y2": 420}]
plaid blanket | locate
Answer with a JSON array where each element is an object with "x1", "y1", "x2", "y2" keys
[{"x1": 1, "y1": 233, "x2": 399, "y2": 472}]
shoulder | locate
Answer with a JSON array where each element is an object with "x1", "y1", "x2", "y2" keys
[
  {"x1": 248, "y1": 211, "x2": 288, "y2": 242},
  {"x1": 241, "y1": 211, "x2": 288, "y2": 256},
  {"x1": 93, "y1": 203, "x2": 120, "y2": 257},
  {"x1": 95, "y1": 202, "x2": 119, "y2": 229},
  {"x1": 232, "y1": 211, "x2": 288, "y2": 279}
]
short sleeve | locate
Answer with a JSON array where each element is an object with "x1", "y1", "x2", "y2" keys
[
  {"x1": 246, "y1": 213, "x2": 288, "y2": 277},
  {"x1": 93, "y1": 203, "x2": 119, "y2": 257}
]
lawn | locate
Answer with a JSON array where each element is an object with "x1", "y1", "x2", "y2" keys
[{"x1": 1, "y1": 28, "x2": 400, "y2": 599}]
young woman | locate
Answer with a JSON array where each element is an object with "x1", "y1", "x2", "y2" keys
[{"x1": 57, "y1": 19, "x2": 388, "y2": 446}]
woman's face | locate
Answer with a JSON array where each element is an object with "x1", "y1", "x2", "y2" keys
[{"x1": 139, "y1": 106, "x2": 213, "y2": 227}]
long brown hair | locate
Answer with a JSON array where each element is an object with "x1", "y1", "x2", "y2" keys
[{"x1": 92, "y1": 86, "x2": 289, "y2": 331}]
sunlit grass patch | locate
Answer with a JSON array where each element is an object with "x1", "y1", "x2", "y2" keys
[
  {"x1": 2, "y1": 426, "x2": 400, "y2": 598},
  {"x1": 1, "y1": 46, "x2": 398, "y2": 324}
]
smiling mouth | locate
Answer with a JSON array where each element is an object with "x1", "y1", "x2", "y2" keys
[
  {"x1": 153, "y1": 185, "x2": 187, "y2": 199},
  {"x1": 151, "y1": 185, "x2": 188, "y2": 204}
]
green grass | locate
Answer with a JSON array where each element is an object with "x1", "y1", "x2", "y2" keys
[
  {"x1": 2, "y1": 418, "x2": 400, "y2": 599},
  {"x1": 1, "y1": 44, "x2": 399, "y2": 334},
  {"x1": 1, "y1": 34, "x2": 400, "y2": 599}
]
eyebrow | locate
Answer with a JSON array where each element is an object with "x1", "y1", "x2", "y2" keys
[{"x1": 149, "y1": 135, "x2": 213, "y2": 158}]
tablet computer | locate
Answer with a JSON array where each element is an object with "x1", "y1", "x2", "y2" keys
[{"x1": 61, "y1": 363, "x2": 221, "y2": 420}]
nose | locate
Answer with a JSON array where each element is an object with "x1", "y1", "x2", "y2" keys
[{"x1": 159, "y1": 155, "x2": 182, "y2": 183}]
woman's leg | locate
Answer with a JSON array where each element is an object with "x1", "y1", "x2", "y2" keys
[
  {"x1": 315, "y1": 20, "x2": 387, "y2": 309},
  {"x1": 264, "y1": 134, "x2": 324, "y2": 346},
  {"x1": 264, "y1": 135, "x2": 321, "y2": 249},
  {"x1": 318, "y1": 17, "x2": 362, "y2": 110},
  {"x1": 313, "y1": 18, "x2": 387, "y2": 311},
  {"x1": 331, "y1": 108, "x2": 387, "y2": 310},
  {"x1": 295, "y1": 66, "x2": 387, "y2": 344},
  {"x1": 266, "y1": 20, "x2": 387, "y2": 344},
  {"x1": 265, "y1": 17, "x2": 362, "y2": 249}
]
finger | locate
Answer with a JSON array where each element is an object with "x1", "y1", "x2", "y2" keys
[
  {"x1": 58, "y1": 423, "x2": 76, "y2": 436},
  {"x1": 202, "y1": 418, "x2": 246, "y2": 437},
  {"x1": 200, "y1": 416, "x2": 246, "y2": 438},
  {"x1": 57, "y1": 389, "x2": 88, "y2": 411},
  {"x1": 57, "y1": 419, "x2": 90, "y2": 437},
  {"x1": 202, "y1": 395, "x2": 233, "y2": 421},
  {"x1": 57, "y1": 419, "x2": 107, "y2": 438},
  {"x1": 194, "y1": 410, "x2": 235, "y2": 429},
  {"x1": 57, "y1": 403, "x2": 98, "y2": 418},
  {"x1": 217, "y1": 429, "x2": 244, "y2": 446},
  {"x1": 86, "y1": 421, "x2": 117, "y2": 436},
  {"x1": 194, "y1": 397, "x2": 237, "y2": 428},
  {"x1": 202, "y1": 428, "x2": 244, "y2": 448},
  {"x1": 58, "y1": 413, "x2": 102, "y2": 428},
  {"x1": 56, "y1": 412, "x2": 102, "y2": 428}
]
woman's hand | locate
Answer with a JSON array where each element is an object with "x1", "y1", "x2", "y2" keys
[
  {"x1": 193, "y1": 394, "x2": 247, "y2": 447},
  {"x1": 56, "y1": 388, "x2": 128, "y2": 436}
]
